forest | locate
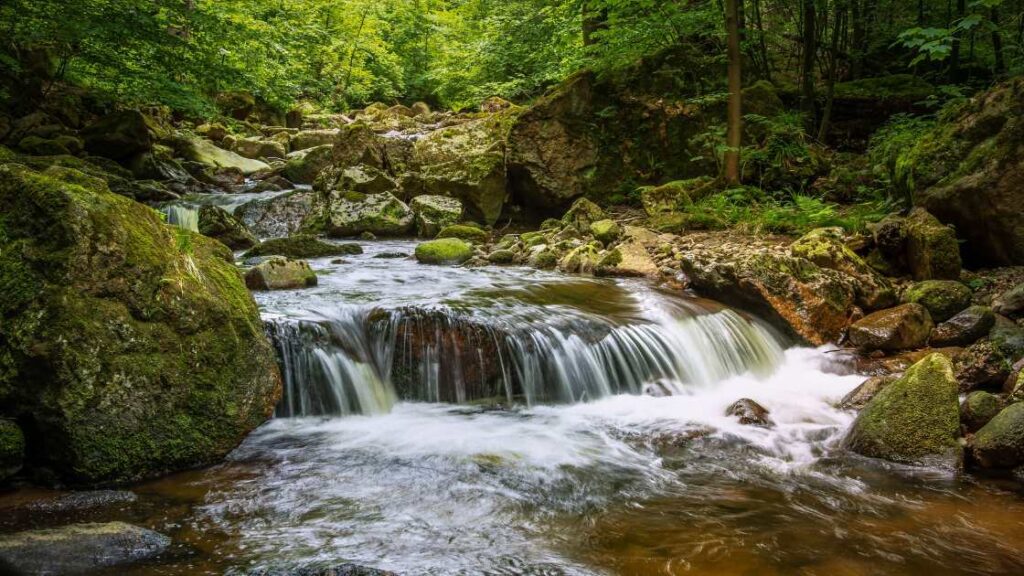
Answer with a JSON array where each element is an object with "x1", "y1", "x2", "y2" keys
[{"x1": 1, "y1": 1, "x2": 1024, "y2": 575}]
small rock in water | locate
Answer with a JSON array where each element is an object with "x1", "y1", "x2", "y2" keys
[
  {"x1": 726, "y1": 399, "x2": 774, "y2": 428},
  {"x1": 26, "y1": 490, "x2": 138, "y2": 513},
  {"x1": 330, "y1": 258, "x2": 349, "y2": 265},
  {"x1": 359, "y1": 231, "x2": 377, "y2": 241},
  {"x1": 238, "y1": 564, "x2": 397, "y2": 576},
  {"x1": 0, "y1": 522, "x2": 170, "y2": 575},
  {"x1": 373, "y1": 251, "x2": 408, "y2": 259}
]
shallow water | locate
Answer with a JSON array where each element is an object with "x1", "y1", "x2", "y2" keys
[{"x1": 4, "y1": 240, "x2": 1024, "y2": 575}]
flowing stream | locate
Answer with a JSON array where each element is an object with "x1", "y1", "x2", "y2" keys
[{"x1": 5, "y1": 239, "x2": 1024, "y2": 575}]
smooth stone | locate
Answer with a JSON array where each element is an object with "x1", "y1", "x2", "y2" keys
[{"x1": 0, "y1": 522, "x2": 170, "y2": 575}]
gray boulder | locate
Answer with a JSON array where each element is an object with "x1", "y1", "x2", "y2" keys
[{"x1": 0, "y1": 522, "x2": 170, "y2": 575}]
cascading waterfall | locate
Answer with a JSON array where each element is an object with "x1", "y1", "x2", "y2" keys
[
  {"x1": 164, "y1": 204, "x2": 200, "y2": 232},
  {"x1": 266, "y1": 302, "x2": 785, "y2": 417}
]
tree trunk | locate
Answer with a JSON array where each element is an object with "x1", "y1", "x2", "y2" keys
[
  {"x1": 725, "y1": 0, "x2": 743, "y2": 186},
  {"x1": 800, "y1": 0, "x2": 817, "y2": 128},
  {"x1": 340, "y1": 8, "x2": 370, "y2": 105},
  {"x1": 582, "y1": 1, "x2": 608, "y2": 47},
  {"x1": 949, "y1": 0, "x2": 965, "y2": 82},
  {"x1": 752, "y1": 0, "x2": 771, "y2": 80},
  {"x1": 818, "y1": 1, "x2": 846, "y2": 143},
  {"x1": 992, "y1": 8, "x2": 1006, "y2": 77}
]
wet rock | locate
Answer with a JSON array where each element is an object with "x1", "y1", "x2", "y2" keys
[
  {"x1": 844, "y1": 353, "x2": 962, "y2": 470},
  {"x1": 0, "y1": 164, "x2": 280, "y2": 484},
  {"x1": 129, "y1": 149, "x2": 192, "y2": 183},
  {"x1": 530, "y1": 249, "x2": 559, "y2": 270},
  {"x1": 198, "y1": 205, "x2": 258, "y2": 250},
  {"x1": 0, "y1": 420, "x2": 25, "y2": 481},
  {"x1": 233, "y1": 138, "x2": 287, "y2": 160},
  {"x1": 237, "y1": 189, "x2": 315, "y2": 239},
  {"x1": 437, "y1": 224, "x2": 488, "y2": 243},
  {"x1": 867, "y1": 214, "x2": 908, "y2": 272},
  {"x1": 839, "y1": 374, "x2": 898, "y2": 410},
  {"x1": 589, "y1": 219, "x2": 622, "y2": 244},
  {"x1": 26, "y1": 490, "x2": 138, "y2": 513},
  {"x1": 244, "y1": 235, "x2": 361, "y2": 259},
  {"x1": 373, "y1": 252, "x2": 408, "y2": 259},
  {"x1": 81, "y1": 110, "x2": 162, "y2": 160},
  {"x1": 960, "y1": 391, "x2": 1003, "y2": 433},
  {"x1": 559, "y1": 244, "x2": 601, "y2": 274},
  {"x1": 901, "y1": 280, "x2": 972, "y2": 322},
  {"x1": 0, "y1": 522, "x2": 170, "y2": 575},
  {"x1": 993, "y1": 283, "x2": 1024, "y2": 317},
  {"x1": 415, "y1": 238, "x2": 473, "y2": 265},
  {"x1": 971, "y1": 403, "x2": 1024, "y2": 469},
  {"x1": 904, "y1": 208, "x2": 961, "y2": 280},
  {"x1": 239, "y1": 563, "x2": 397, "y2": 576},
  {"x1": 317, "y1": 191, "x2": 414, "y2": 237},
  {"x1": 990, "y1": 315, "x2": 1024, "y2": 364},
  {"x1": 930, "y1": 305, "x2": 996, "y2": 347},
  {"x1": 726, "y1": 399, "x2": 774, "y2": 427},
  {"x1": 410, "y1": 195, "x2": 462, "y2": 238},
  {"x1": 791, "y1": 227, "x2": 895, "y2": 310},
  {"x1": 292, "y1": 129, "x2": 339, "y2": 151},
  {"x1": 283, "y1": 145, "x2": 334, "y2": 185},
  {"x1": 896, "y1": 77, "x2": 1024, "y2": 265},
  {"x1": 245, "y1": 257, "x2": 318, "y2": 291},
  {"x1": 1007, "y1": 362, "x2": 1024, "y2": 401},
  {"x1": 172, "y1": 135, "x2": 270, "y2": 175},
  {"x1": 487, "y1": 249, "x2": 516, "y2": 264},
  {"x1": 955, "y1": 340, "x2": 1011, "y2": 392},
  {"x1": 848, "y1": 303, "x2": 934, "y2": 352}
]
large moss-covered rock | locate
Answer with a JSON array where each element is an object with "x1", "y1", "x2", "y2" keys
[
  {"x1": 0, "y1": 164, "x2": 280, "y2": 484},
  {"x1": 316, "y1": 191, "x2": 414, "y2": 237},
  {"x1": 282, "y1": 145, "x2": 333, "y2": 184},
  {"x1": 236, "y1": 189, "x2": 315, "y2": 239},
  {"x1": 243, "y1": 235, "x2": 361, "y2": 259},
  {"x1": 317, "y1": 164, "x2": 399, "y2": 196},
  {"x1": 173, "y1": 136, "x2": 270, "y2": 175},
  {"x1": 895, "y1": 77, "x2": 1024, "y2": 265},
  {"x1": 848, "y1": 303, "x2": 934, "y2": 352},
  {"x1": 437, "y1": 224, "x2": 488, "y2": 243},
  {"x1": 0, "y1": 522, "x2": 170, "y2": 575},
  {"x1": 233, "y1": 137, "x2": 287, "y2": 160},
  {"x1": 971, "y1": 402, "x2": 1024, "y2": 469},
  {"x1": 407, "y1": 112, "x2": 517, "y2": 225},
  {"x1": 904, "y1": 208, "x2": 962, "y2": 280},
  {"x1": 589, "y1": 219, "x2": 622, "y2": 244},
  {"x1": 81, "y1": 110, "x2": 163, "y2": 160},
  {"x1": 791, "y1": 227, "x2": 895, "y2": 310},
  {"x1": 198, "y1": 205, "x2": 258, "y2": 250},
  {"x1": 331, "y1": 122, "x2": 387, "y2": 169},
  {"x1": 0, "y1": 419, "x2": 25, "y2": 481},
  {"x1": 844, "y1": 353, "x2": 961, "y2": 469},
  {"x1": 993, "y1": 282, "x2": 1024, "y2": 318},
  {"x1": 244, "y1": 257, "x2": 317, "y2": 291},
  {"x1": 410, "y1": 195, "x2": 462, "y2": 238},
  {"x1": 901, "y1": 280, "x2": 972, "y2": 322},
  {"x1": 415, "y1": 238, "x2": 473, "y2": 265},
  {"x1": 292, "y1": 129, "x2": 339, "y2": 151},
  {"x1": 561, "y1": 197, "x2": 606, "y2": 233}
]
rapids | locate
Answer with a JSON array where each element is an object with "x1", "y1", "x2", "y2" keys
[{"x1": 5, "y1": 237, "x2": 1024, "y2": 575}]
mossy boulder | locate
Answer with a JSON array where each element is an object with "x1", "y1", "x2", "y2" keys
[
  {"x1": 487, "y1": 249, "x2": 516, "y2": 264},
  {"x1": 437, "y1": 224, "x2": 488, "y2": 243},
  {"x1": 0, "y1": 420, "x2": 25, "y2": 481},
  {"x1": 198, "y1": 205, "x2": 257, "y2": 250},
  {"x1": 960, "y1": 391, "x2": 1002, "y2": 433},
  {"x1": 844, "y1": 353, "x2": 962, "y2": 469},
  {"x1": 415, "y1": 238, "x2": 473, "y2": 265},
  {"x1": 0, "y1": 521, "x2": 171, "y2": 575},
  {"x1": 408, "y1": 111, "x2": 517, "y2": 225},
  {"x1": 80, "y1": 110, "x2": 163, "y2": 161},
  {"x1": 895, "y1": 77, "x2": 1024, "y2": 265},
  {"x1": 244, "y1": 257, "x2": 317, "y2": 290},
  {"x1": 316, "y1": 191, "x2": 414, "y2": 237},
  {"x1": 332, "y1": 122, "x2": 387, "y2": 169},
  {"x1": 243, "y1": 235, "x2": 361, "y2": 259},
  {"x1": 233, "y1": 138, "x2": 287, "y2": 161},
  {"x1": 17, "y1": 135, "x2": 71, "y2": 156},
  {"x1": 971, "y1": 402, "x2": 1024, "y2": 469},
  {"x1": 0, "y1": 163, "x2": 280, "y2": 485},
  {"x1": 410, "y1": 195, "x2": 463, "y2": 238},
  {"x1": 316, "y1": 164, "x2": 399, "y2": 196},
  {"x1": 292, "y1": 129, "x2": 339, "y2": 151},
  {"x1": 236, "y1": 189, "x2": 315, "y2": 239},
  {"x1": 904, "y1": 208, "x2": 961, "y2": 280},
  {"x1": 993, "y1": 282, "x2": 1024, "y2": 318},
  {"x1": 561, "y1": 198, "x2": 606, "y2": 233},
  {"x1": 791, "y1": 227, "x2": 895, "y2": 310},
  {"x1": 558, "y1": 244, "x2": 601, "y2": 274},
  {"x1": 849, "y1": 303, "x2": 934, "y2": 352},
  {"x1": 282, "y1": 145, "x2": 333, "y2": 185},
  {"x1": 901, "y1": 280, "x2": 972, "y2": 322},
  {"x1": 839, "y1": 374, "x2": 898, "y2": 410},
  {"x1": 589, "y1": 220, "x2": 621, "y2": 245},
  {"x1": 930, "y1": 305, "x2": 996, "y2": 347},
  {"x1": 955, "y1": 340, "x2": 1012, "y2": 392},
  {"x1": 172, "y1": 136, "x2": 270, "y2": 175}
]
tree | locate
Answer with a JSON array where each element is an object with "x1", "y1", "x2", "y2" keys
[{"x1": 724, "y1": 0, "x2": 743, "y2": 186}]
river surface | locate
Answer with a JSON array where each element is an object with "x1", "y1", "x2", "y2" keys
[{"x1": 4, "y1": 239, "x2": 1024, "y2": 575}]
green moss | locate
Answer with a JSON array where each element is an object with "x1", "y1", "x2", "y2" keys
[
  {"x1": 0, "y1": 419, "x2": 25, "y2": 478},
  {"x1": 834, "y1": 74, "x2": 935, "y2": 102},
  {"x1": 844, "y1": 353, "x2": 961, "y2": 469},
  {"x1": 972, "y1": 403, "x2": 1024, "y2": 469},
  {"x1": 597, "y1": 249, "x2": 623, "y2": 270},
  {"x1": 415, "y1": 238, "x2": 473, "y2": 265},
  {"x1": 901, "y1": 280, "x2": 972, "y2": 322},
  {"x1": 436, "y1": 224, "x2": 488, "y2": 243},
  {"x1": 487, "y1": 249, "x2": 515, "y2": 264},
  {"x1": 244, "y1": 235, "x2": 362, "y2": 259},
  {"x1": 532, "y1": 250, "x2": 558, "y2": 269},
  {"x1": 960, "y1": 391, "x2": 1002, "y2": 433}
]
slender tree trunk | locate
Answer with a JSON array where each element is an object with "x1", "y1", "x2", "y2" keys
[
  {"x1": 818, "y1": 1, "x2": 846, "y2": 143},
  {"x1": 752, "y1": 0, "x2": 771, "y2": 80},
  {"x1": 949, "y1": 0, "x2": 965, "y2": 82},
  {"x1": 992, "y1": 8, "x2": 1006, "y2": 77},
  {"x1": 800, "y1": 0, "x2": 817, "y2": 128},
  {"x1": 725, "y1": 0, "x2": 743, "y2": 186},
  {"x1": 340, "y1": 8, "x2": 369, "y2": 105},
  {"x1": 850, "y1": 0, "x2": 864, "y2": 77}
]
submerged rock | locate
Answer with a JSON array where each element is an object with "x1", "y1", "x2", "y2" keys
[
  {"x1": 244, "y1": 235, "x2": 361, "y2": 259},
  {"x1": 415, "y1": 238, "x2": 473, "y2": 265},
  {"x1": 0, "y1": 164, "x2": 280, "y2": 484},
  {"x1": 0, "y1": 522, "x2": 170, "y2": 575},
  {"x1": 848, "y1": 303, "x2": 934, "y2": 352},
  {"x1": 25, "y1": 490, "x2": 138, "y2": 513},
  {"x1": 901, "y1": 280, "x2": 972, "y2": 322},
  {"x1": 726, "y1": 399, "x2": 774, "y2": 427},
  {"x1": 245, "y1": 257, "x2": 318, "y2": 290},
  {"x1": 198, "y1": 205, "x2": 258, "y2": 250},
  {"x1": 844, "y1": 353, "x2": 961, "y2": 470},
  {"x1": 971, "y1": 403, "x2": 1024, "y2": 469}
]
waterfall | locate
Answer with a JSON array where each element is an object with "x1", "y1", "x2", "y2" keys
[
  {"x1": 164, "y1": 204, "x2": 200, "y2": 232},
  {"x1": 266, "y1": 303, "x2": 785, "y2": 417}
]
